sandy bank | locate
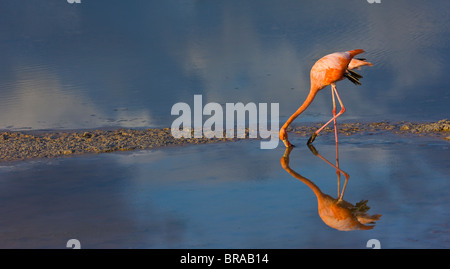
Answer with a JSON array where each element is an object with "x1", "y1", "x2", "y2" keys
[
  {"x1": 0, "y1": 128, "x2": 239, "y2": 162},
  {"x1": 0, "y1": 119, "x2": 448, "y2": 162},
  {"x1": 289, "y1": 119, "x2": 450, "y2": 138}
]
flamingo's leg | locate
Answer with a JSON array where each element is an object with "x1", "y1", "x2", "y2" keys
[
  {"x1": 331, "y1": 85, "x2": 339, "y2": 144},
  {"x1": 307, "y1": 83, "x2": 345, "y2": 144},
  {"x1": 329, "y1": 89, "x2": 346, "y2": 199}
]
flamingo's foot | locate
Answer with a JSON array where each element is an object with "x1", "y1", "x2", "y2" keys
[{"x1": 307, "y1": 133, "x2": 317, "y2": 145}]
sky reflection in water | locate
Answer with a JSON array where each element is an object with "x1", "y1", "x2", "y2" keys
[
  {"x1": 0, "y1": 1, "x2": 449, "y2": 249},
  {"x1": 0, "y1": 0, "x2": 449, "y2": 130},
  {"x1": 0, "y1": 137, "x2": 448, "y2": 248}
]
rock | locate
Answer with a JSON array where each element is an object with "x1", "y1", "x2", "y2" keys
[
  {"x1": 400, "y1": 124, "x2": 410, "y2": 130},
  {"x1": 62, "y1": 149, "x2": 74, "y2": 155}
]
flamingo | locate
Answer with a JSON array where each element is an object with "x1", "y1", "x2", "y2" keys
[
  {"x1": 280, "y1": 145, "x2": 382, "y2": 231},
  {"x1": 279, "y1": 49, "x2": 372, "y2": 147}
]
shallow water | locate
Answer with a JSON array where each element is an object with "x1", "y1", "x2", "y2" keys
[
  {"x1": 0, "y1": 1, "x2": 449, "y2": 249},
  {"x1": 0, "y1": 134, "x2": 448, "y2": 249}
]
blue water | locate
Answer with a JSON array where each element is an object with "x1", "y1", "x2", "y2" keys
[
  {"x1": 0, "y1": 135, "x2": 448, "y2": 248},
  {"x1": 0, "y1": 0, "x2": 449, "y2": 249},
  {"x1": 0, "y1": 0, "x2": 449, "y2": 130}
]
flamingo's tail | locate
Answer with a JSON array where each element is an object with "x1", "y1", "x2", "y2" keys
[
  {"x1": 344, "y1": 69, "x2": 362, "y2": 85},
  {"x1": 348, "y1": 58, "x2": 373, "y2": 70},
  {"x1": 345, "y1": 50, "x2": 372, "y2": 85},
  {"x1": 348, "y1": 49, "x2": 365, "y2": 58}
]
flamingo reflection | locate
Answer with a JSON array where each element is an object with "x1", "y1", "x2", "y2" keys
[{"x1": 280, "y1": 143, "x2": 381, "y2": 231}]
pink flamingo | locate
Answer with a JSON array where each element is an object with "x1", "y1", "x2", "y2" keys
[
  {"x1": 281, "y1": 145, "x2": 382, "y2": 231},
  {"x1": 279, "y1": 49, "x2": 372, "y2": 147}
]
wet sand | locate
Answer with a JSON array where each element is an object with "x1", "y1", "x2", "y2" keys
[{"x1": 0, "y1": 119, "x2": 448, "y2": 162}]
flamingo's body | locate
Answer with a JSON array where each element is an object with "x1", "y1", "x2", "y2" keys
[
  {"x1": 279, "y1": 49, "x2": 372, "y2": 147},
  {"x1": 281, "y1": 146, "x2": 382, "y2": 231}
]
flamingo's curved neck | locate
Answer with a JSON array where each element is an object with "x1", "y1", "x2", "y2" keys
[
  {"x1": 284, "y1": 167, "x2": 323, "y2": 198},
  {"x1": 282, "y1": 88, "x2": 318, "y2": 129}
]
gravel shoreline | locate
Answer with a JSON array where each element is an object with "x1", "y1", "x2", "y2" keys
[
  {"x1": 289, "y1": 119, "x2": 450, "y2": 137},
  {"x1": 1, "y1": 119, "x2": 448, "y2": 162}
]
